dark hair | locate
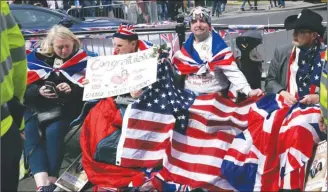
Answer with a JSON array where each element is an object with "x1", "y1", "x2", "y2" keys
[{"x1": 113, "y1": 33, "x2": 138, "y2": 41}]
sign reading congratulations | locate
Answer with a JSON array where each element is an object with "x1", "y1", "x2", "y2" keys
[{"x1": 83, "y1": 48, "x2": 158, "y2": 101}]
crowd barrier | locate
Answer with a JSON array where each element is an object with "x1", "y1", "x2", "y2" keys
[
  {"x1": 66, "y1": 1, "x2": 162, "y2": 24},
  {"x1": 24, "y1": 24, "x2": 290, "y2": 79}
]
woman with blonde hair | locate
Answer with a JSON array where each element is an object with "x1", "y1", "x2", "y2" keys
[{"x1": 23, "y1": 25, "x2": 96, "y2": 192}]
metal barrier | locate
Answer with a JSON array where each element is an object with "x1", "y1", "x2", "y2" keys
[
  {"x1": 24, "y1": 24, "x2": 291, "y2": 78},
  {"x1": 66, "y1": 1, "x2": 161, "y2": 24},
  {"x1": 67, "y1": 3, "x2": 128, "y2": 20}
]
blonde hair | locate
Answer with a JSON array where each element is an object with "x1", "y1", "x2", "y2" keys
[{"x1": 39, "y1": 25, "x2": 81, "y2": 57}]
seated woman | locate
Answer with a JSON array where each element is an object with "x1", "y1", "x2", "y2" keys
[{"x1": 23, "y1": 25, "x2": 96, "y2": 192}]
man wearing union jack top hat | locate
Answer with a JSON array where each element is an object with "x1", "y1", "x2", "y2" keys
[{"x1": 172, "y1": 6, "x2": 263, "y2": 98}]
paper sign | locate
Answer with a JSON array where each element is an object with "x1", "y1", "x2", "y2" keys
[{"x1": 83, "y1": 48, "x2": 158, "y2": 101}]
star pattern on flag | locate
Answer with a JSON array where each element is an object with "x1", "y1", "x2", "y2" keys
[
  {"x1": 131, "y1": 58, "x2": 196, "y2": 132},
  {"x1": 295, "y1": 44, "x2": 324, "y2": 98}
]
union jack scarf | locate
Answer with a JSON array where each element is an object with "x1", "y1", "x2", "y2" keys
[
  {"x1": 27, "y1": 49, "x2": 89, "y2": 86},
  {"x1": 172, "y1": 29, "x2": 235, "y2": 75},
  {"x1": 287, "y1": 39, "x2": 326, "y2": 99}
]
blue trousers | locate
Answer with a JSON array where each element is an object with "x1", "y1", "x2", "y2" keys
[{"x1": 24, "y1": 110, "x2": 70, "y2": 177}]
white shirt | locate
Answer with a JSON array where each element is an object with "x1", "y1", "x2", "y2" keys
[{"x1": 184, "y1": 35, "x2": 251, "y2": 95}]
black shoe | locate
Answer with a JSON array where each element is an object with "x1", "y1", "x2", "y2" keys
[{"x1": 240, "y1": 7, "x2": 245, "y2": 11}]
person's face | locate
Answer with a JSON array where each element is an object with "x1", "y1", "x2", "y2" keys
[
  {"x1": 190, "y1": 18, "x2": 210, "y2": 42},
  {"x1": 53, "y1": 37, "x2": 74, "y2": 59},
  {"x1": 292, "y1": 29, "x2": 317, "y2": 48},
  {"x1": 113, "y1": 37, "x2": 137, "y2": 55}
]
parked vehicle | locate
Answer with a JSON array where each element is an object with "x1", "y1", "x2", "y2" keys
[{"x1": 9, "y1": 4, "x2": 131, "y2": 34}]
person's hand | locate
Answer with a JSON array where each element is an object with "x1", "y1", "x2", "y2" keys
[
  {"x1": 319, "y1": 115, "x2": 327, "y2": 133},
  {"x1": 56, "y1": 83, "x2": 71, "y2": 94},
  {"x1": 299, "y1": 94, "x2": 319, "y2": 105},
  {"x1": 39, "y1": 86, "x2": 58, "y2": 99},
  {"x1": 130, "y1": 90, "x2": 143, "y2": 99},
  {"x1": 248, "y1": 89, "x2": 264, "y2": 97},
  {"x1": 82, "y1": 79, "x2": 89, "y2": 86},
  {"x1": 280, "y1": 90, "x2": 297, "y2": 106}
]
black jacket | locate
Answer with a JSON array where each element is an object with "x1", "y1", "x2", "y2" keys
[{"x1": 24, "y1": 51, "x2": 84, "y2": 121}]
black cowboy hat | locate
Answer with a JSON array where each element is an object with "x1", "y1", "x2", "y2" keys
[{"x1": 284, "y1": 8, "x2": 325, "y2": 36}]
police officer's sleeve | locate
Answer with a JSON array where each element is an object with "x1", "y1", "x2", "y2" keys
[
  {"x1": 5, "y1": 5, "x2": 27, "y2": 104},
  {"x1": 4, "y1": 3, "x2": 27, "y2": 130}
]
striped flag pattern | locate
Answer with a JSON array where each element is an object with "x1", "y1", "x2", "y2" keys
[
  {"x1": 27, "y1": 49, "x2": 90, "y2": 86},
  {"x1": 221, "y1": 94, "x2": 325, "y2": 191},
  {"x1": 115, "y1": 59, "x2": 259, "y2": 191}
]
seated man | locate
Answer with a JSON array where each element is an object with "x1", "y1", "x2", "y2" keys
[
  {"x1": 83, "y1": 24, "x2": 153, "y2": 99},
  {"x1": 172, "y1": 6, "x2": 263, "y2": 98},
  {"x1": 265, "y1": 8, "x2": 326, "y2": 106},
  {"x1": 80, "y1": 24, "x2": 162, "y2": 190}
]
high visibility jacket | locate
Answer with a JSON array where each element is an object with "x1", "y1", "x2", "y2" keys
[
  {"x1": 320, "y1": 51, "x2": 328, "y2": 125},
  {"x1": 0, "y1": 2, "x2": 27, "y2": 136}
]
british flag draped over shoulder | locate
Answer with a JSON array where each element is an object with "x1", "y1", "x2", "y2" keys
[
  {"x1": 172, "y1": 29, "x2": 234, "y2": 76},
  {"x1": 27, "y1": 49, "x2": 93, "y2": 86}
]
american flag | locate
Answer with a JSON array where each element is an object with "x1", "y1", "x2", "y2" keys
[
  {"x1": 287, "y1": 42, "x2": 325, "y2": 99},
  {"x1": 27, "y1": 49, "x2": 90, "y2": 86},
  {"x1": 116, "y1": 59, "x2": 259, "y2": 190},
  {"x1": 221, "y1": 94, "x2": 325, "y2": 191}
]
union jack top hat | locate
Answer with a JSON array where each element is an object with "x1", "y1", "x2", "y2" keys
[{"x1": 113, "y1": 24, "x2": 138, "y2": 41}]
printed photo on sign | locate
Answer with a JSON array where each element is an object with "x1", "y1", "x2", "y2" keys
[
  {"x1": 305, "y1": 141, "x2": 327, "y2": 191},
  {"x1": 55, "y1": 154, "x2": 88, "y2": 192},
  {"x1": 83, "y1": 48, "x2": 158, "y2": 100}
]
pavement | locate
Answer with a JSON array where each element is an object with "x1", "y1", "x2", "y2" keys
[
  {"x1": 17, "y1": 2, "x2": 327, "y2": 191},
  {"x1": 209, "y1": 1, "x2": 326, "y2": 20}
]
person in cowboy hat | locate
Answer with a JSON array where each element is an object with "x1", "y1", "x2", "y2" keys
[
  {"x1": 265, "y1": 8, "x2": 326, "y2": 107},
  {"x1": 172, "y1": 6, "x2": 263, "y2": 99}
]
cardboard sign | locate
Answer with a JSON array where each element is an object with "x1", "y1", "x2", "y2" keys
[
  {"x1": 83, "y1": 48, "x2": 158, "y2": 101},
  {"x1": 55, "y1": 154, "x2": 88, "y2": 192},
  {"x1": 305, "y1": 141, "x2": 327, "y2": 191}
]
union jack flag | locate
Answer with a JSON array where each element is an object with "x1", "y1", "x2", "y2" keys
[
  {"x1": 27, "y1": 49, "x2": 91, "y2": 86},
  {"x1": 172, "y1": 30, "x2": 235, "y2": 75},
  {"x1": 116, "y1": 59, "x2": 259, "y2": 191},
  {"x1": 221, "y1": 94, "x2": 325, "y2": 191}
]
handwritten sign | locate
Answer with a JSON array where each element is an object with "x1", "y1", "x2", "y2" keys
[{"x1": 83, "y1": 47, "x2": 158, "y2": 101}]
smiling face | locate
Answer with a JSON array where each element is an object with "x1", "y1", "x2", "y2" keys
[
  {"x1": 190, "y1": 18, "x2": 211, "y2": 43},
  {"x1": 53, "y1": 37, "x2": 74, "y2": 59}
]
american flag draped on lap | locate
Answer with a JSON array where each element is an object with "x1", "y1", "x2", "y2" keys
[
  {"x1": 116, "y1": 59, "x2": 259, "y2": 190},
  {"x1": 27, "y1": 49, "x2": 89, "y2": 86},
  {"x1": 221, "y1": 94, "x2": 325, "y2": 191}
]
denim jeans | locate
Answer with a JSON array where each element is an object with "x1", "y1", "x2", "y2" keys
[
  {"x1": 157, "y1": 1, "x2": 168, "y2": 21},
  {"x1": 280, "y1": 0, "x2": 285, "y2": 7},
  {"x1": 241, "y1": 0, "x2": 252, "y2": 8},
  {"x1": 24, "y1": 109, "x2": 70, "y2": 177},
  {"x1": 212, "y1": 0, "x2": 221, "y2": 16}
]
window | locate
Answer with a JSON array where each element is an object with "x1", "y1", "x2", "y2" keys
[{"x1": 11, "y1": 9, "x2": 63, "y2": 28}]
